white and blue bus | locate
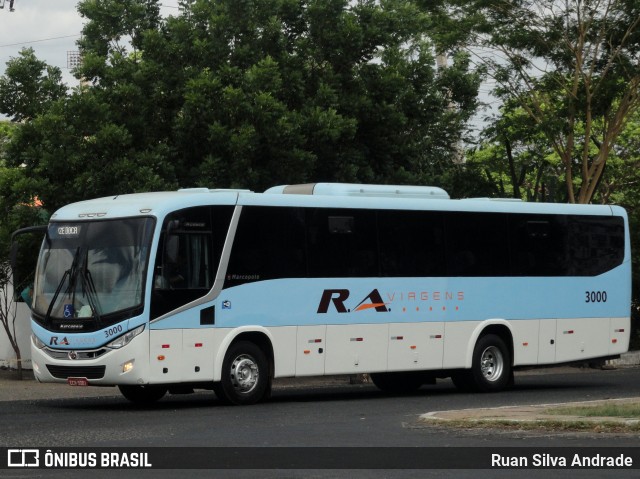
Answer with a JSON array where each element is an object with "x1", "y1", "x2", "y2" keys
[{"x1": 26, "y1": 183, "x2": 630, "y2": 404}]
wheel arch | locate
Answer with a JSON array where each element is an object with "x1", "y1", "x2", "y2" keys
[
  {"x1": 464, "y1": 320, "x2": 514, "y2": 369},
  {"x1": 213, "y1": 327, "x2": 275, "y2": 382}
]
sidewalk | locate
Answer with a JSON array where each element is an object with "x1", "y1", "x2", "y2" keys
[
  {"x1": 607, "y1": 350, "x2": 640, "y2": 367},
  {"x1": 0, "y1": 368, "x2": 122, "y2": 402}
]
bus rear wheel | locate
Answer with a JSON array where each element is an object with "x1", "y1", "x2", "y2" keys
[
  {"x1": 472, "y1": 334, "x2": 511, "y2": 392},
  {"x1": 119, "y1": 385, "x2": 167, "y2": 404},
  {"x1": 215, "y1": 341, "x2": 271, "y2": 405},
  {"x1": 452, "y1": 334, "x2": 511, "y2": 392}
]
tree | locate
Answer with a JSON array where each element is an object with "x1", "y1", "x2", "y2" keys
[
  {"x1": 0, "y1": 261, "x2": 23, "y2": 378},
  {"x1": 0, "y1": 121, "x2": 14, "y2": 170},
  {"x1": 465, "y1": 0, "x2": 640, "y2": 204},
  {"x1": 1, "y1": 0, "x2": 482, "y2": 213},
  {"x1": 595, "y1": 108, "x2": 640, "y2": 348},
  {"x1": 0, "y1": 48, "x2": 67, "y2": 122},
  {"x1": 0, "y1": 125, "x2": 44, "y2": 378},
  {"x1": 470, "y1": 103, "x2": 640, "y2": 348},
  {"x1": 0, "y1": 262, "x2": 18, "y2": 375},
  {"x1": 467, "y1": 101, "x2": 564, "y2": 202}
]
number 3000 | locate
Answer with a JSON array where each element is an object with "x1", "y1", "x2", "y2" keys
[{"x1": 585, "y1": 291, "x2": 607, "y2": 303}]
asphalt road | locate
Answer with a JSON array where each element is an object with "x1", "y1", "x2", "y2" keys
[{"x1": 1, "y1": 367, "x2": 639, "y2": 478}]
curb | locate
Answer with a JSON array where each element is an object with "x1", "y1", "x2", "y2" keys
[{"x1": 420, "y1": 397, "x2": 640, "y2": 428}]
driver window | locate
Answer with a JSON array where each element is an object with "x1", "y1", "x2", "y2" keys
[{"x1": 150, "y1": 206, "x2": 217, "y2": 319}]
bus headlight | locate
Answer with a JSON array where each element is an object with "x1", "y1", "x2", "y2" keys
[
  {"x1": 106, "y1": 325, "x2": 145, "y2": 349},
  {"x1": 32, "y1": 334, "x2": 46, "y2": 349}
]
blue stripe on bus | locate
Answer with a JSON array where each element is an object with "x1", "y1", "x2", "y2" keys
[
  {"x1": 150, "y1": 263, "x2": 630, "y2": 330},
  {"x1": 31, "y1": 316, "x2": 147, "y2": 350}
]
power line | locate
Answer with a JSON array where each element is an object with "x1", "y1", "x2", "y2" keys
[
  {"x1": 0, "y1": 7, "x2": 178, "y2": 51},
  {"x1": 1, "y1": 4, "x2": 179, "y2": 50},
  {"x1": 0, "y1": 34, "x2": 80, "y2": 49}
]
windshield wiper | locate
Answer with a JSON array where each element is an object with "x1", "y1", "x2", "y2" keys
[
  {"x1": 80, "y1": 256, "x2": 102, "y2": 326},
  {"x1": 44, "y1": 247, "x2": 81, "y2": 325}
]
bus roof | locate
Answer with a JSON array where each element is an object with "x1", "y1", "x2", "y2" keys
[
  {"x1": 49, "y1": 184, "x2": 624, "y2": 222},
  {"x1": 265, "y1": 183, "x2": 450, "y2": 199}
]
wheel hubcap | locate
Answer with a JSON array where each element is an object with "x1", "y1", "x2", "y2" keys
[
  {"x1": 480, "y1": 346, "x2": 504, "y2": 382},
  {"x1": 230, "y1": 354, "x2": 259, "y2": 393}
]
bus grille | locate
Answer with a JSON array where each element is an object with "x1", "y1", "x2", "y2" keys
[
  {"x1": 43, "y1": 347, "x2": 109, "y2": 360},
  {"x1": 46, "y1": 365, "x2": 106, "y2": 380}
]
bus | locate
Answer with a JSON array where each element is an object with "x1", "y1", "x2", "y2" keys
[{"x1": 24, "y1": 183, "x2": 630, "y2": 404}]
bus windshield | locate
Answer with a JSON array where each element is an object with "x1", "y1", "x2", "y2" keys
[{"x1": 32, "y1": 218, "x2": 155, "y2": 329}]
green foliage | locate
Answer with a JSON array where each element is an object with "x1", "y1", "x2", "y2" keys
[
  {"x1": 0, "y1": 0, "x2": 482, "y2": 214},
  {"x1": 470, "y1": 102, "x2": 640, "y2": 348},
  {"x1": 467, "y1": 102, "x2": 565, "y2": 202},
  {"x1": 0, "y1": 48, "x2": 67, "y2": 122},
  {"x1": 77, "y1": 0, "x2": 161, "y2": 60},
  {"x1": 547, "y1": 402, "x2": 640, "y2": 419},
  {"x1": 599, "y1": 109, "x2": 640, "y2": 349},
  {"x1": 0, "y1": 121, "x2": 15, "y2": 164},
  {"x1": 158, "y1": 0, "x2": 482, "y2": 191},
  {"x1": 1, "y1": 122, "x2": 44, "y2": 258},
  {"x1": 459, "y1": 0, "x2": 640, "y2": 204}
]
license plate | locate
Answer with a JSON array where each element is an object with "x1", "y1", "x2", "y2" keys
[{"x1": 67, "y1": 377, "x2": 89, "y2": 387}]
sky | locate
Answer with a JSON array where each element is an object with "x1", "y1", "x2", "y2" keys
[
  {"x1": 1, "y1": 0, "x2": 85, "y2": 87},
  {"x1": 0, "y1": 0, "x2": 180, "y2": 88}
]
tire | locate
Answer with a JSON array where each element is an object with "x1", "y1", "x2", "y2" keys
[
  {"x1": 215, "y1": 341, "x2": 271, "y2": 405},
  {"x1": 370, "y1": 371, "x2": 427, "y2": 394},
  {"x1": 119, "y1": 385, "x2": 167, "y2": 404},
  {"x1": 470, "y1": 334, "x2": 511, "y2": 392}
]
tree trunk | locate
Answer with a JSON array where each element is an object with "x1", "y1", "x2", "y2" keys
[{"x1": 14, "y1": 348, "x2": 23, "y2": 380}]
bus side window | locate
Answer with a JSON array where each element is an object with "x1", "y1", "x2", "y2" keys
[
  {"x1": 225, "y1": 206, "x2": 307, "y2": 287},
  {"x1": 378, "y1": 210, "x2": 445, "y2": 277},
  {"x1": 150, "y1": 206, "x2": 232, "y2": 320},
  {"x1": 307, "y1": 208, "x2": 378, "y2": 278},
  {"x1": 510, "y1": 215, "x2": 568, "y2": 276},
  {"x1": 445, "y1": 212, "x2": 510, "y2": 277},
  {"x1": 566, "y1": 216, "x2": 625, "y2": 276}
]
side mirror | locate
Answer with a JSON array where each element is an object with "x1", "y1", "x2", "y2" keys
[{"x1": 9, "y1": 225, "x2": 47, "y2": 305}]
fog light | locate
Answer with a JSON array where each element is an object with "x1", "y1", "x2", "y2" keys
[{"x1": 122, "y1": 360, "x2": 135, "y2": 373}]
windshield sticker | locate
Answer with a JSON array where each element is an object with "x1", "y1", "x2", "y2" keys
[
  {"x1": 56, "y1": 225, "x2": 81, "y2": 237},
  {"x1": 63, "y1": 304, "x2": 75, "y2": 318}
]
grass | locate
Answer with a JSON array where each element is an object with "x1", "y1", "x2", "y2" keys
[
  {"x1": 545, "y1": 402, "x2": 640, "y2": 419},
  {"x1": 442, "y1": 419, "x2": 640, "y2": 433},
  {"x1": 434, "y1": 400, "x2": 640, "y2": 433}
]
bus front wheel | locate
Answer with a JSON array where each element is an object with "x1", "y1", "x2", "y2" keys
[{"x1": 215, "y1": 341, "x2": 271, "y2": 405}]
